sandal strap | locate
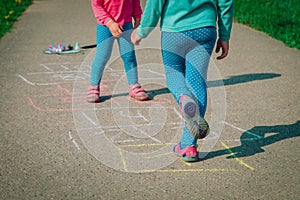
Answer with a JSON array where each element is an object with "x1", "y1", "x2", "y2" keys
[
  {"x1": 130, "y1": 83, "x2": 147, "y2": 96},
  {"x1": 130, "y1": 83, "x2": 141, "y2": 90},
  {"x1": 132, "y1": 87, "x2": 146, "y2": 95},
  {"x1": 87, "y1": 85, "x2": 100, "y2": 96}
]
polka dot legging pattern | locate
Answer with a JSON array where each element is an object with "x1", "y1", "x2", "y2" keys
[
  {"x1": 90, "y1": 23, "x2": 138, "y2": 86},
  {"x1": 161, "y1": 27, "x2": 217, "y2": 148}
]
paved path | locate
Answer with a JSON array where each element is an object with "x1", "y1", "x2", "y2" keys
[{"x1": 0, "y1": 0, "x2": 299, "y2": 199}]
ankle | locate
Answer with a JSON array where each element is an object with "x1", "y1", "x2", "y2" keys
[{"x1": 129, "y1": 83, "x2": 141, "y2": 90}]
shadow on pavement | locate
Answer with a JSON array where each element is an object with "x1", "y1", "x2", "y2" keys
[
  {"x1": 99, "y1": 73, "x2": 281, "y2": 101},
  {"x1": 148, "y1": 72, "x2": 281, "y2": 99},
  {"x1": 203, "y1": 120, "x2": 300, "y2": 160},
  {"x1": 207, "y1": 72, "x2": 281, "y2": 87}
]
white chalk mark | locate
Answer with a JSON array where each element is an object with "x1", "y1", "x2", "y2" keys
[
  {"x1": 18, "y1": 74, "x2": 68, "y2": 86},
  {"x1": 68, "y1": 130, "x2": 80, "y2": 150},
  {"x1": 110, "y1": 133, "x2": 140, "y2": 144},
  {"x1": 95, "y1": 131, "x2": 105, "y2": 135},
  {"x1": 222, "y1": 121, "x2": 263, "y2": 139},
  {"x1": 59, "y1": 64, "x2": 70, "y2": 70},
  {"x1": 137, "y1": 110, "x2": 149, "y2": 122},
  {"x1": 106, "y1": 122, "x2": 181, "y2": 129},
  {"x1": 17, "y1": 74, "x2": 35, "y2": 86},
  {"x1": 119, "y1": 110, "x2": 149, "y2": 122},
  {"x1": 107, "y1": 128, "x2": 122, "y2": 132},
  {"x1": 132, "y1": 126, "x2": 161, "y2": 143},
  {"x1": 173, "y1": 107, "x2": 183, "y2": 120},
  {"x1": 148, "y1": 69, "x2": 165, "y2": 77},
  {"x1": 110, "y1": 132, "x2": 122, "y2": 142},
  {"x1": 41, "y1": 63, "x2": 53, "y2": 72},
  {"x1": 115, "y1": 139, "x2": 140, "y2": 144},
  {"x1": 171, "y1": 125, "x2": 183, "y2": 130},
  {"x1": 81, "y1": 111, "x2": 98, "y2": 127},
  {"x1": 27, "y1": 70, "x2": 88, "y2": 75}
]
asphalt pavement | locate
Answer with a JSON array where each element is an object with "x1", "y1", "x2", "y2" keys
[{"x1": 0, "y1": 0, "x2": 299, "y2": 199}]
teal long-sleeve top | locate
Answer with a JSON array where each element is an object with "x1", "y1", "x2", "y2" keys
[{"x1": 136, "y1": 0, "x2": 234, "y2": 41}]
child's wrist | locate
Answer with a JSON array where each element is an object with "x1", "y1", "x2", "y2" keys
[{"x1": 105, "y1": 19, "x2": 114, "y2": 27}]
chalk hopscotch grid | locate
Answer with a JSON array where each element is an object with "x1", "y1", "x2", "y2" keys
[{"x1": 18, "y1": 61, "x2": 256, "y2": 171}]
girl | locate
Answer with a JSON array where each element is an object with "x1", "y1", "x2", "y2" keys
[
  {"x1": 131, "y1": 0, "x2": 234, "y2": 161},
  {"x1": 88, "y1": 0, "x2": 149, "y2": 103}
]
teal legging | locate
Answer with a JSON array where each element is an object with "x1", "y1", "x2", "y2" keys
[
  {"x1": 161, "y1": 27, "x2": 217, "y2": 148},
  {"x1": 90, "y1": 23, "x2": 138, "y2": 86}
]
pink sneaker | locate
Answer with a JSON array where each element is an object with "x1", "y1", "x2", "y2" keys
[
  {"x1": 129, "y1": 83, "x2": 150, "y2": 101},
  {"x1": 87, "y1": 84, "x2": 100, "y2": 103},
  {"x1": 173, "y1": 143, "x2": 199, "y2": 162}
]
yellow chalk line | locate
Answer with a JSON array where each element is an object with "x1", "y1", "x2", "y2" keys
[
  {"x1": 182, "y1": 160, "x2": 192, "y2": 166},
  {"x1": 119, "y1": 142, "x2": 193, "y2": 167},
  {"x1": 221, "y1": 142, "x2": 255, "y2": 171},
  {"x1": 145, "y1": 152, "x2": 173, "y2": 158},
  {"x1": 119, "y1": 142, "x2": 175, "y2": 147},
  {"x1": 127, "y1": 168, "x2": 237, "y2": 173},
  {"x1": 119, "y1": 143, "x2": 192, "y2": 166},
  {"x1": 118, "y1": 148, "x2": 128, "y2": 172},
  {"x1": 119, "y1": 142, "x2": 254, "y2": 171}
]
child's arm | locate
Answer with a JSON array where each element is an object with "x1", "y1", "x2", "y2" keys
[
  {"x1": 216, "y1": 0, "x2": 234, "y2": 41},
  {"x1": 132, "y1": 0, "x2": 142, "y2": 29},
  {"x1": 133, "y1": 18, "x2": 141, "y2": 29},
  {"x1": 132, "y1": 0, "x2": 142, "y2": 20},
  {"x1": 131, "y1": 0, "x2": 166, "y2": 44},
  {"x1": 215, "y1": 0, "x2": 234, "y2": 59}
]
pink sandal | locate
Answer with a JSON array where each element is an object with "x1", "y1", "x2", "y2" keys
[
  {"x1": 173, "y1": 143, "x2": 199, "y2": 162},
  {"x1": 87, "y1": 84, "x2": 100, "y2": 103},
  {"x1": 129, "y1": 83, "x2": 150, "y2": 101}
]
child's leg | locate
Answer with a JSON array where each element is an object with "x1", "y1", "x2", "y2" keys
[
  {"x1": 118, "y1": 23, "x2": 149, "y2": 101},
  {"x1": 117, "y1": 23, "x2": 138, "y2": 85},
  {"x1": 185, "y1": 27, "x2": 217, "y2": 116},
  {"x1": 90, "y1": 24, "x2": 114, "y2": 86},
  {"x1": 161, "y1": 32, "x2": 198, "y2": 150},
  {"x1": 181, "y1": 27, "x2": 216, "y2": 148},
  {"x1": 161, "y1": 32, "x2": 193, "y2": 102},
  {"x1": 162, "y1": 28, "x2": 216, "y2": 152}
]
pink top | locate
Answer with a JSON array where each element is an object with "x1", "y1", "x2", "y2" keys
[{"x1": 91, "y1": 0, "x2": 142, "y2": 26}]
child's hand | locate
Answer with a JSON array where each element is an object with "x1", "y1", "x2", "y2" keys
[
  {"x1": 133, "y1": 18, "x2": 141, "y2": 29},
  {"x1": 215, "y1": 39, "x2": 229, "y2": 60},
  {"x1": 131, "y1": 29, "x2": 142, "y2": 45},
  {"x1": 106, "y1": 20, "x2": 124, "y2": 37}
]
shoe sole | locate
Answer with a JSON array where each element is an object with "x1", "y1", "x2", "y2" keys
[
  {"x1": 174, "y1": 152, "x2": 199, "y2": 162},
  {"x1": 182, "y1": 98, "x2": 209, "y2": 139},
  {"x1": 182, "y1": 155, "x2": 199, "y2": 162}
]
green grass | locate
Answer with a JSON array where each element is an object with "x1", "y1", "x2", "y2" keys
[
  {"x1": 234, "y1": 0, "x2": 300, "y2": 49},
  {"x1": 0, "y1": 0, "x2": 299, "y2": 49},
  {"x1": 0, "y1": 0, "x2": 32, "y2": 38}
]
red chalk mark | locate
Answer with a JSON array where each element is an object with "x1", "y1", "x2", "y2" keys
[
  {"x1": 26, "y1": 80, "x2": 172, "y2": 112},
  {"x1": 27, "y1": 97, "x2": 74, "y2": 112},
  {"x1": 56, "y1": 84, "x2": 72, "y2": 95}
]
